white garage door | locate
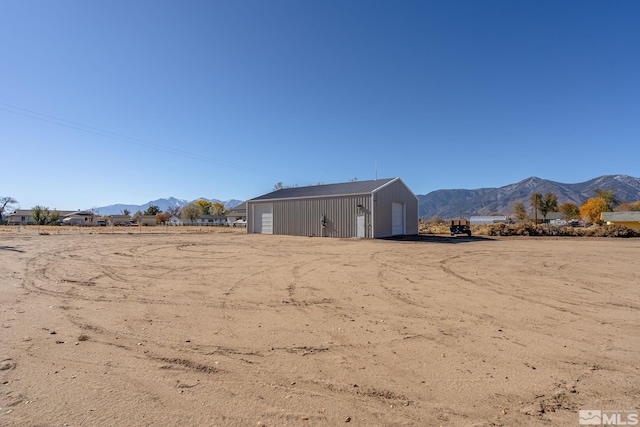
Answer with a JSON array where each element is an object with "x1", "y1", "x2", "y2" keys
[
  {"x1": 392, "y1": 202, "x2": 404, "y2": 235},
  {"x1": 253, "y1": 204, "x2": 273, "y2": 234}
]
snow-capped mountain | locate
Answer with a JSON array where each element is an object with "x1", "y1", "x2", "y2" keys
[{"x1": 417, "y1": 175, "x2": 640, "y2": 219}]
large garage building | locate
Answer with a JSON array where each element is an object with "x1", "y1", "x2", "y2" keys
[{"x1": 246, "y1": 178, "x2": 418, "y2": 238}]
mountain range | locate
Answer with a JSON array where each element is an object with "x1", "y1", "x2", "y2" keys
[
  {"x1": 417, "y1": 175, "x2": 640, "y2": 219},
  {"x1": 94, "y1": 175, "x2": 640, "y2": 219},
  {"x1": 96, "y1": 197, "x2": 243, "y2": 216}
]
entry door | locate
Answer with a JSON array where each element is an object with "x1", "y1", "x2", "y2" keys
[
  {"x1": 253, "y1": 204, "x2": 273, "y2": 234},
  {"x1": 356, "y1": 215, "x2": 365, "y2": 238},
  {"x1": 391, "y1": 202, "x2": 404, "y2": 235}
]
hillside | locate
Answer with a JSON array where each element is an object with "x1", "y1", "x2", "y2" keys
[{"x1": 417, "y1": 175, "x2": 640, "y2": 219}]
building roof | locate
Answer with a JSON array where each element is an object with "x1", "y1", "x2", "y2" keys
[
  {"x1": 249, "y1": 178, "x2": 398, "y2": 201},
  {"x1": 7, "y1": 210, "x2": 32, "y2": 217},
  {"x1": 601, "y1": 211, "x2": 640, "y2": 222},
  {"x1": 63, "y1": 211, "x2": 94, "y2": 218},
  {"x1": 470, "y1": 216, "x2": 508, "y2": 224},
  {"x1": 199, "y1": 215, "x2": 227, "y2": 220},
  {"x1": 8, "y1": 209, "x2": 75, "y2": 217}
]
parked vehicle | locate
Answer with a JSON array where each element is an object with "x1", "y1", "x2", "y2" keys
[
  {"x1": 450, "y1": 219, "x2": 471, "y2": 236},
  {"x1": 232, "y1": 219, "x2": 247, "y2": 227}
]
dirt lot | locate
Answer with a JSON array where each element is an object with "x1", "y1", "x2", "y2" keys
[{"x1": 1, "y1": 227, "x2": 638, "y2": 426}]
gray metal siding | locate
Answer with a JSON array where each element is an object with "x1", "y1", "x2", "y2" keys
[
  {"x1": 372, "y1": 179, "x2": 419, "y2": 237},
  {"x1": 249, "y1": 195, "x2": 372, "y2": 238}
]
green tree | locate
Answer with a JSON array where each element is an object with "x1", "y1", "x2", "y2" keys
[
  {"x1": 32, "y1": 205, "x2": 49, "y2": 225},
  {"x1": 512, "y1": 202, "x2": 528, "y2": 220},
  {"x1": 181, "y1": 203, "x2": 200, "y2": 222},
  {"x1": 49, "y1": 210, "x2": 60, "y2": 224},
  {"x1": 143, "y1": 205, "x2": 161, "y2": 216},
  {"x1": 0, "y1": 196, "x2": 18, "y2": 223},
  {"x1": 31, "y1": 205, "x2": 58, "y2": 225},
  {"x1": 122, "y1": 209, "x2": 131, "y2": 216},
  {"x1": 132, "y1": 210, "x2": 143, "y2": 222},
  {"x1": 531, "y1": 192, "x2": 558, "y2": 222},
  {"x1": 560, "y1": 202, "x2": 580, "y2": 220}
]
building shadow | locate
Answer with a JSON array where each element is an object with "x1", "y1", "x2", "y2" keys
[{"x1": 380, "y1": 234, "x2": 496, "y2": 244}]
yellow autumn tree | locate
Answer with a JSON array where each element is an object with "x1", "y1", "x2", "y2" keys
[
  {"x1": 194, "y1": 199, "x2": 212, "y2": 216},
  {"x1": 580, "y1": 197, "x2": 608, "y2": 223}
]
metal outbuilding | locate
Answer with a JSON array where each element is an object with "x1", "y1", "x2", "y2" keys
[
  {"x1": 470, "y1": 215, "x2": 508, "y2": 225},
  {"x1": 246, "y1": 178, "x2": 418, "y2": 238}
]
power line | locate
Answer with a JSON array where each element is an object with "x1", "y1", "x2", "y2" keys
[{"x1": 0, "y1": 102, "x2": 301, "y2": 181}]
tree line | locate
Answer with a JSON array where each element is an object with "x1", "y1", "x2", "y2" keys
[
  {"x1": 3, "y1": 189, "x2": 638, "y2": 226},
  {"x1": 0, "y1": 197, "x2": 229, "y2": 225},
  {"x1": 127, "y1": 200, "x2": 227, "y2": 224},
  {"x1": 511, "y1": 189, "x2": 640, "y2": 224}
]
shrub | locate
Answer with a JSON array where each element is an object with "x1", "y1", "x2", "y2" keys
[{"x1": 483, "y1": 223, "x2": 639, "y2": 238}]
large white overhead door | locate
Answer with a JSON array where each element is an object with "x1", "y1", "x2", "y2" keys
[
  {"x1": 392, "y1": 202, "x2": 404, "y2": 235},
  {"x1": 253, "y1": 204, "x2": 273, "y2": 234}
]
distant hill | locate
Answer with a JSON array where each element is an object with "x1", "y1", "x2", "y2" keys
[
  {"x1": 96, "y1": 197, "x2": 244, "y2": 216},
  {"x1": 417, "y1": 175, "x2": 640, "y2": 219}
]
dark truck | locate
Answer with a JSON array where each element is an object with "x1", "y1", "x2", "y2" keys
[{"x1": 450, "y1": 219, "x2": 471, "y2": 237}]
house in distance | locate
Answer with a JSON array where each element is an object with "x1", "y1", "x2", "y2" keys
[{"x1": 246, "y1": 178, "x2": 418, "y2": 238}]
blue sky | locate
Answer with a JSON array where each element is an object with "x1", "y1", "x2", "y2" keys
[{"x1": 2, "y1": 1, "x2": 639, "y2": 210}]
